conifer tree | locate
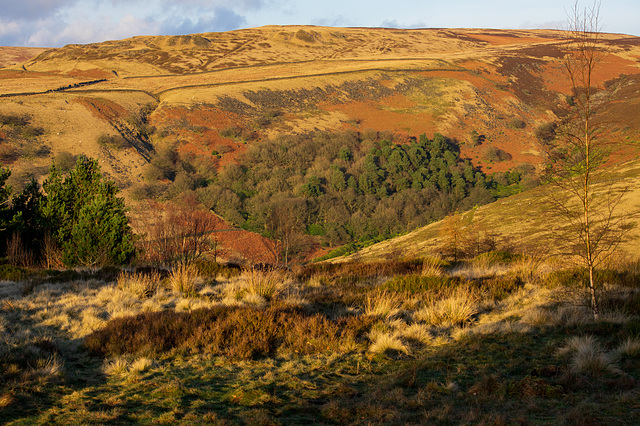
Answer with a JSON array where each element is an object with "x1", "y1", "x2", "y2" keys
[{"x1": 42, "y1": 156, "x2": 135, "y2": 267}]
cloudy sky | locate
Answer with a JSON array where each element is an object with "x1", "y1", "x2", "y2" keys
[{"x1": 1, "y1": 0, "x2": 638, "y2": 47}]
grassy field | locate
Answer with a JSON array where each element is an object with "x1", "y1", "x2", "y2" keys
[{"x1": 2, "y1": 255, "x2": 639, "y2": 424}]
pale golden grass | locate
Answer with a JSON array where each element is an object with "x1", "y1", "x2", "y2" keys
[
  {"x1": 368, "y1": 329, "x2": 409, "y2": 355},
  {"x1": 168, "y1": 262, "x2": 200, "y2": 294},
  {"x1": 452, "y1": 261, "x2": 511, "y2": 280},
  {"x1": 129, "y1": 357, "x2": 153, "y2": 374},
  {"x1": 363, "y1": 291, "x2": 402, "y2": 320},
  {"x1": 421, "y1": 256, "x2": 446, "y2": 277},
  {"x1": 117, "y1": 271, "x2": 161, "y2": 298},
  {"x1": 399, "y1": 323, "x2": 433, "y2": 344},
  {"x1": 242, "y1": 293, "x2": 268, "y2": 307},
  {"x1": 414, "y1": 287, "x2": 478, "y2": 327},
  {"x1": 225, "y1": 268, "x2": 293, "y2": 301},
  {"x1": 103, "y1": 357, "x2": 129, "y2": 376},
  {"x1": 510, "y1": 255, "x2": 546, "y2": 283}
]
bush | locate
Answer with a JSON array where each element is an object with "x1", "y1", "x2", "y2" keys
[
  {"x1": 42, "y1": 156, "x2": 136, "y2": 267},
  {"x1": 508, "y1": 118, "x2": 526, "y2": 129},
  {"x1": 0, "y1": 264, "x2": 29, "y2": 281},
  {"x1": 97, "y1": 134, "x2": 129, "y2": 150},
  {"x1": 84, "y1": 306, "x2": 375, "y2": 359},
  {"x1": 383, "y1": 274, "x2": 467, "y2": 295},
  {"x1": 535, "y1": 122, "x2": 557, "y2": 144},
  {"x1": 484, "y1": 147, "x2": 512, "y2": 163},
  {"x1": 53, "y1": 152, "x2": 77, "y2": 172}
]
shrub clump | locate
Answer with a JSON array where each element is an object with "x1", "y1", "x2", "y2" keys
[
  {"x1": 84, "y1": 306, "x2": 375, "y2": 360},
  {"x1": 484, "y1": 147, "x2": 512, "y2": 163},
  {"x1": 383, "y1": 274, "x2": 467, "y2": 295}
]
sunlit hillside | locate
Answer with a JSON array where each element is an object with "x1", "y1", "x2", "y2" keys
[
  {"x1": 1, "y1": 26, "x2": 639, "y2": 262},
  {"x1": 1, "y1": 26, "x2": 640, "y2": 424}
]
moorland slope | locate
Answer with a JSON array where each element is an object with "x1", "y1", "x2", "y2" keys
[{"x1": 1, "y1": 26, "x2": 639, "y2": 261}]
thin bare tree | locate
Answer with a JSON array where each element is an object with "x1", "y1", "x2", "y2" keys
[{"x1": 546, "y1": 1, "x2": 627, "y2": 319}]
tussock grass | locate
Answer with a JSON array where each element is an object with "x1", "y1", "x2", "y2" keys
[
  {"x1": 5, "y1": 254, "x2": 640, "y2": 424},
  {"x1": 168, "y1": 262, "x2": 200, "y2": 294},
  {"x1": 103, "y1": 357, "x2": 129, "y2": 376},
  {"x1": 421, "y1": 256, "x2": 449, "y2": 277},
  {"x1": 368, "y1": 329, "x2": 409, "y2": 355},
  {"x1": 241, "y1": 268, "x2": 290, "y2": 300},
  {"x1": 615, "y1": 337, "x2": 640, "y2": 358},
  {"x1": 363, "y1": 291, "x2": 402, "y2": 320},
  {"x1": 414, "y1": 287, "x2": 478, "y2": 327},
  {"x1": 117, "y1": 270, "x2": 161, "y2": 298},
  {"x1": 559, "y1": 335, "x2": 621, "y2": 376}
]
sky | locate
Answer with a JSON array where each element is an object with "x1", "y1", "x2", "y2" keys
[{"x1": 0, "y1": 0, "x2": 638, "y2": 48}]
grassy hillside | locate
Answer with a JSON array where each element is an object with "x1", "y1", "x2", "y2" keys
[
  {"x1": 337, "y1": 158, "x2": 640, "y2": 263},
  {"x1": 0, "y1": 26, "x2": 639, "y2": 261}
]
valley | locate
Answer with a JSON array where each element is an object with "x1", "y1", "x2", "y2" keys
[{"x1": 1, "y1": 25, "x2": 640, "y2": 424}]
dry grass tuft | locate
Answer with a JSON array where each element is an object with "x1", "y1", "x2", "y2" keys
[
  {"x1": 559, "y1": 335, "x2": 621, "y2": 376},
  {"x1": 368, "y1": 329, "x2": 409, "y2": 355},
  {"x1": 103, "y1": 357, "x2": 129, "y2": 376},
  {"x1": 168, "y1": 262, "x2": 200, "y2": 294},
  {"x1": 415, "y1": 287, "x2": 478, "y2": 327},
  {"x1": 421, "y1": 256, "x2": 447, "y2": 277},
  {"x1": 616, "y1": 337, "x2": 640, "y2": 358},
  {"x1": 363, "y1": 291, "x2": 402, "y2": 320},
  {"x1": 117, "y1": 271, "x2": 161, "y2": 298},
  {"x1": 510, "y1": 255, "x2": 545, "y2": 283},
  {"x1": 238, "y1": 268, "x2": 291, "y2": 301},
  {"x1": 129, "y1": 357, "x2": 153, "y2": 374}
]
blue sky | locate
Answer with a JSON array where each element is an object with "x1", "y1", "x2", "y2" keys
[{"x1": 0, "y1": 0, "x2": 638, "y2": 47}]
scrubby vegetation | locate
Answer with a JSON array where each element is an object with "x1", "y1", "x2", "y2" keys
[
  {"x1": 1, "y1": 253, "x2": 639, "y2": 424},
  {"x1": 139, "y1": 130, "x2": 531, "y2": 260},
  {"x1": 0, "y1": 113, "x2": 49, "y2": 164}
]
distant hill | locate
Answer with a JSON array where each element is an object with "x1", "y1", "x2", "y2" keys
[{"x1": 0, "y1": 46, "x2": 47, "y2": 68}]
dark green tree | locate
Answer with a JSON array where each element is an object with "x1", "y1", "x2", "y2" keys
[
  {"x1": 10, "y1": 178, "x2": 46, "y2": 256},
  {"x1": 42, "y1": 156, "x2": 135, "y2": 267}
]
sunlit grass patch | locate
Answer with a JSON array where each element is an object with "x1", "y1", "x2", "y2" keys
[
  {"x1": 117, "y1": 270, "x2": 161, "y2": 298},
  {"x1": 368, "y1": 329, "x2": 409, "y2": 355},
  {"x1": 241, "y1": 268, "x2": 291, "y2": 300},
  {"x1": 414, "y1": 287, "x2": 479, "y2": 327},
  {"x1": 363, "y1": 290, "x2": 402, "y2": 320},
  {"x1": 168, "y1": 262, "x2": 201, "y2": 295}
]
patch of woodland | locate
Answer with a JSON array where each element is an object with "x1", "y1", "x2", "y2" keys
[{"x1": 134, "y1": 129, "x2": 535, "y2": 263}]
